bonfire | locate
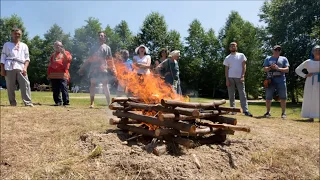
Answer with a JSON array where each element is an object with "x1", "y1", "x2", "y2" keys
[{"x1": 108, "y1": 54, "x2": 250, "y2": 156}]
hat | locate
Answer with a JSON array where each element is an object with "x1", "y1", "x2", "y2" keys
[
  {"x1": 273, "y1": 45, "x2": 281, "y2": 50},
  {"x1": 169, "y1": 50, "x2": 180, "y2": 57},
  {"x1": 312, "y1": 45, "x2": 320, "y2": 51},
  {"x1": 135, "y1": 45, "x2": 149, "y2": 54}
]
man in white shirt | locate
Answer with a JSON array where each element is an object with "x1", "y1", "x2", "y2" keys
[
  {"x1": 223, "y1": 42, "x2": 252, "y2": 117},
  {"x1": 0, "y1": 28, "x2": 33, "y2": 107}
]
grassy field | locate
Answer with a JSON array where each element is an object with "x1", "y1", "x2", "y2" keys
[{"x1": 0, "y1": 91, "x2": 319, "y2": 179}]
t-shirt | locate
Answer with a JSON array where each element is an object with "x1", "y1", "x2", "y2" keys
[
  {"x1": 223, "y1": 52, "x2": 247, "y2": 78},
  {"x1": 263, "y1": 56, "x2": 289, "y2": 83},
  {"x1": 124, "y1": 59, "x2": 133, "y2": 71},
  {"x1": 133, "y1": 55, "x2": 151, "y2": 74},
  {"x1": 88, "y1": 43, "x2": 112, "y2": 74}
]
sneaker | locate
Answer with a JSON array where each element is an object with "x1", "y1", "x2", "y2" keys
[
  {"x1": 26, "y1": 103, "x2": 34, "y2": 107},
  {"x1": 89, "y1": 105, "x2": 94, "y2": 108},
  {"x1": 54, "y1": 103, "x2": 62, "y2": 106},
  {"x1": 244, "y1": 112, "x2": 253, "y2": 117},
  {"x1": 281, "y1": 113, "x2": 287, "y2": 119},
  {"x1": 264, "y1": 112, "x2": 271, "y2": 118}
]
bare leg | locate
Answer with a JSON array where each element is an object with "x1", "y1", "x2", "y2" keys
[
  {"x1": 266, "y1": 100, "x2": 272, "y2": 113},
  {"x1": 102, "y1": 81, "x2": 111, "y2": 105},
  {"x1": 280, "y1": 100, "x2": 286, "y2": 114},
  {"x1": 90, "y1": 79, "x2": 96, "y2": 107}
]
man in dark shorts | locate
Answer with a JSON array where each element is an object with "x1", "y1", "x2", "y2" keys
[{"x1": 79, "y1": 31, "x2": 115, "y2": 108}]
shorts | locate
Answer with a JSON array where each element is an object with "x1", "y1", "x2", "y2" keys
[
  {"x1": 89, "y1": 71, "x2": 110, "y2": 83},
  {"x1": 265, "y1": 80, "x2": 287, "y2": 100}
]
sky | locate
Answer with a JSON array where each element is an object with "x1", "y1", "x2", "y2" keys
[{"x1": 1, "y1": 0, "x2": 266, "y2": 42}]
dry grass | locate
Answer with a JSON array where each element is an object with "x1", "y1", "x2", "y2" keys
[{"x1": 0, "y1": 91, "x2": 319, "y2": 180}]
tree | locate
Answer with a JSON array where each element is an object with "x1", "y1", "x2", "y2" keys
[
  {"x1": 28, "y1": 36, "x2": 46, "y2": 84},
  {"x1": 135, "y1": 12, "x2": 168, "y2": 62},
  {"x1": 114, "y1": 20, "x2": 133, "y2": 51},
  {"x1": 181, "y1": 19, "x2": 206, "y2": 95},
  {"x1": 0, "y1": 14, "x2": 29, "y2": 49},
  {"x1": 259, "y1": 0, "x2": 320, "y2": 102}
]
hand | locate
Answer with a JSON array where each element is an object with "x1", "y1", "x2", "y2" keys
[
  {"x1": 59, "y1": 47, "x2": 65, "y2": 54},
  {"x1": 305, "y1": 73, "x2": 313, "y2": 78},
  {"x1": 0, "y1": 70, "x2": 6, "y2": 77},
  {"x1": 22, "y1": 69, "x2": 27, "y2": 76},
  {"x1": 226, "y1": 80, "x2": 230, "y2": 87},
  {"x1": 271, "y1": 64, "x2": 279, "y2": 70},
  {"x1": 240, "y1": 76, "x2": 245, "y2": 82}
]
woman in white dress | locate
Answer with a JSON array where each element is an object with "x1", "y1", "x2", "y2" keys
[
  {"x1": 295, "y1": 45, "x2": 320, "y2": 121},
  {"x1": 133, "y1": 45, "x2": 151, "y2": 75}
]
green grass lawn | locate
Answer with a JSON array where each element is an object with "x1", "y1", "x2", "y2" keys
[{"x1": 0, "y1": 90, "x2": 304, "y2": 120}]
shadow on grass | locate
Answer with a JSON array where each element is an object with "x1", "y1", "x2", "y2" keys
[
  {"x1": 248, "y1": 101, "x2": 302, "y2": 108},
  {"x1": 293, "y1": 119, "x2": 320, "y2": 123}
]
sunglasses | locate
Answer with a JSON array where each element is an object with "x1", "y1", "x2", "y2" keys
[{"x1": 274, "y1": 48, "x2": 281, "y2": 51}]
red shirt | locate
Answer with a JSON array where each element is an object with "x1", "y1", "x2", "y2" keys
[{"x1": 47, "y1": 51, "x2": 72, "y2": 80}]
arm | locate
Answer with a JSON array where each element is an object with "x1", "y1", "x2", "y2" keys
[
  {"x1": 22, "y1": 46, "x2": 30, "y2": 76},
  {"x1": 1, "y1": 44, "x2": 7, "y2": 76},
  {"x1": 241, "y1": 54, "x2": 247, "y2": 78},
  {"x1": 278, "y1": 58, "x2": 289, "y2": 73},
  {"x1": 172, "y1": 61, "x2": 179, "y2": 80},
  {"x1": 263, "y1": 57, "x2": 271, "y2": 72},
  {"x1": 241, "y1": 61, "x2": 246, "y2": 78},
  {"x1": 295, "y1": 60, "x2": 307, "y2": 78},
  {"x1": 137, "y1": 56, "x2": 151, "y2": 69}
]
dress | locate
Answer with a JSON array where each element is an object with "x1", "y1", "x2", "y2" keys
[{"x1": 295, "y1": 59, "x2": 320, "y2": 118}]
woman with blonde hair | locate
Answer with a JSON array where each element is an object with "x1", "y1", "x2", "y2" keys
[{"x1": 295, "y1": 45, "x2": 320, "y2": 122}]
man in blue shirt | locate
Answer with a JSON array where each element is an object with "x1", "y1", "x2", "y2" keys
[{"x1": 263, "y1": 45, "x2": 290, "y2": 119}]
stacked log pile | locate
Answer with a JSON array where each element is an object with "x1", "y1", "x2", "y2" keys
[{"x1": 109, "y1": 97, "x2": 250, "y2": 156}]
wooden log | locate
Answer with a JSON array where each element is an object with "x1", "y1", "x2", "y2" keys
[
  {"x1": 109, "y1": 118, "x2": 140, "y2": 125},
  {"x1": 161, "y1": 99, "x2": 226, "y2": 109},
  {"x1": 113, "y1": 111, "x2": 196, "y2": 133},
  {"x1": 153, "y1": 144, "x2": 168, "y2": 156},
  {"x1": 216, "y1": 106, "x2": 242, "y2": 113},
  {"x1": 171, "y1": 137, "x2": 195, "y2": 148},
  {"x1": 117, "y1": 124, "x2": 157, "y2": 137},
  {"x1": 109, "y1": 103, "x2": 125, "y2": 110},
  {"x1": 112, "y1": 97, "x2": 142, "y2": 103},
  {"x1": 203, "y1": 116, "x2": 238, "y2": 125},
  {"x1": 125, "y1": 102, "x2": 200, "y2": 117},
  {"x1": 180, "y1": 127, "x2": 235, "y2": 136},
  {"x1": 197, "y1": 121, "x2": 250, "y2": 132},
  {"x1": 154, "y1": 128, "x2": 180, "y2": 137},
  {"x1": 158, "y1": 111, "x2": 225, "y2": 121}
]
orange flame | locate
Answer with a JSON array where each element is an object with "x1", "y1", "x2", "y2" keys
[{"x1": 112, "y1": 53, "x2": 186, "y2": 104}]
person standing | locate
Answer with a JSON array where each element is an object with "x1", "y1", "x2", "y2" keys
[
  {"x1": 0, "y1": 28, "x2": 33, "y2": 107},
  {"x1": 263, "y1": 45, "x2": 290, "y2": 119},
  {"x1": 133, "y1": 45, "x2": 151, "y2": 76},
  {"x1": 47, "y1": 41, "x2": 72, "y2": 106},
  {"x1": 116, "y1": 50, "x2": 133, "y2": 96},
  {"x1": 79, "y1": 31, "x2": 115, "y2": 108},
  {"x1": 156, "y1": 50, "x2": 181, "y2": 94},
  {"x1": 295, "y1": 45, "x2": 320, "y2": 121},
  {"x1": 223, "y1": 42, "x2": 253, "y2": 117},
  {"x1": 155, "y1": 48, "x2": 168, "y2": 67}
]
